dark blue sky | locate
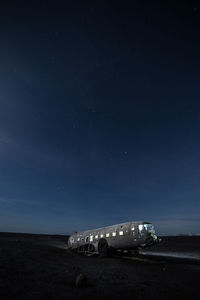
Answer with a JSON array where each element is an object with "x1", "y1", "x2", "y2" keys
[{"x1": 0, "y1": 1, "x2": 200, "y2": 235}]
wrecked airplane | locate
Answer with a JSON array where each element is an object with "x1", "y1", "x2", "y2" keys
[{"x1": 68, "y1": 221, "x2": 160, "y2": 256}]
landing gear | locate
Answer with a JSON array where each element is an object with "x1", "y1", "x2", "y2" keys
[
  {"x1": 76, "y1": 243, "x2": 96, "y2": 256},
  {"x1": 98, "y1": 239, "x2": 109, "y2": 257}
]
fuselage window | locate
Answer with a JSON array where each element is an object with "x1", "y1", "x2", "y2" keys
[
  {"x1": 131, "y1": 227, "x2": 135, "y2": 231},
  {"x1": 95, "y1": 235, "x2": 98, "y2": 239},
  {"x1": 119, "y1": 231, "x2": 124, "y2": 236},
  {"x1": 106, "y1": 233, "x2": 110, "y2": 237},
  {"x1": 77, "y1": 238, "x2": 80, "y2": 241},
  {"x1": 112, "y1": 232, "x2": 116, "y2": 236},
  {"x1": 90, "y1": 235, "x2": 93, "y2": 242},
  {"x1": 100, "y1": 234, "x2": 104, "y2": 238}
]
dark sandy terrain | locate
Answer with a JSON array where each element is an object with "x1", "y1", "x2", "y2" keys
[{"x1": 0, "y1": 233, "x2": 199, "y2": 300}]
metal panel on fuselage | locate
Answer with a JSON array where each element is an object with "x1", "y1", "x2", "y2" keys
[
  {"x1": 108, "y1": 222, "x2": 143, "y2": 250},
  {"x1": 108, "y1": 222, "x2": 130, "y2": 249}
]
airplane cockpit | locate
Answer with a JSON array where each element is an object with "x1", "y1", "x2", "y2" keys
[{"x1": 138, "y1": 223, "x2": 158, "y2": 241}]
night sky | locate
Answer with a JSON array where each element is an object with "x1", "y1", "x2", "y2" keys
[{"x1": 0, "y1": 1, "x2": 200, "y2": 235}]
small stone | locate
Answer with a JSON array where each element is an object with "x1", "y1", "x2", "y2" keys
[{"x1": 75, "y1": 273, "x2": 87, "y2": 287}]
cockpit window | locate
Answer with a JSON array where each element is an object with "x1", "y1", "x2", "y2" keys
[
  {"x1": 143, "y1": 223, "x2": 155, "y2": 232},
  {"x1": 139, "y1": 224, "x2": 144, "y2": 231},
  {"x1": 143, "y1": 223, "x2": 157, "y2": 239}
]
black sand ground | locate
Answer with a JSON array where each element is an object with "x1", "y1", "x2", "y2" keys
[{"x1": 0, "y1": 233, "x2": 199, "y2": 300}]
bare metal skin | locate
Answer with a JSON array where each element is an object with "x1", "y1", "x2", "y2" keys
[{"x1": 68, "y1": 221, "x2": 159, "y2": 256}]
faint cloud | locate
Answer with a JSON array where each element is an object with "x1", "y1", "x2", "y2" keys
[
  {"x1": 0, "y1": 196, "x2": 8, "y2": 203},
  {"x1": 0, "y1": 129, "x2": 22, "y2": 158},
  {"x1": 0, "y1": 129, "x2": 78, "y2": 170},
  {"x1": 0, "y1": 195, "x2": 39, "y2": 206}
]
